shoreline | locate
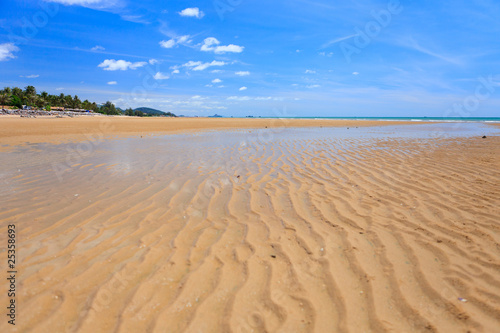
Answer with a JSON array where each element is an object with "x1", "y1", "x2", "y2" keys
[{"x1": 0, "y1": 116, "x2": 437, "y2": 146}]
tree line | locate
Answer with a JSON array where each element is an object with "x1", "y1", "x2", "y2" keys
[{"x1": 0, "y1": 86, "x2": 153, "y2": 116}]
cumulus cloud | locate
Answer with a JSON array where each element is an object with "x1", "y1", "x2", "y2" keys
[
  {"x1": 0, "y1": 43, "x2": 19, "y2": 61},
  {"x1": 19, "y1": 74, "x2": 39, "y2": 78},
  {"x1": 179, "y1": 7, "x2": 204, "y2": 18},
  {"x1": 107, "y1": 81, "x2": 117, "y2": 85},
  {"x1": 149, "y1": 59, "x2": 159, "y2": 65},
  {"x1": 239, "y1": 86, "x2": 247, "y2": 91},
  {"x1": 159, "y1": 39, "x2": 176, "y2": 48},
  {"x1": 212, "y1": 78, "x2": 222, "y2": 83},
  {"x1": 98, "y1": 59, "x2": 147, "y2": 71},
  {"x1": 235, "y1": 71, "x2": 250, "y2": 76},
  {"x1": 171, "y1": 69, "x2": 180, "y2": 74},
  {"x1": 91, "y1": 45, "x2": 105, "y2": 51},
  {"x1": 159, "y1": 35, "x2": 191, "y2": 49},
  {"x1": 201, "y1": 37, "x2": 244, "y2": 54},
  {"x1": 305, "y1": 70, "x2": 316, "y2": 74},
  {"x1": 183, "y1": 60, "x2": 227, "y2": 71},
  {"x1": 154, "y1": 72, "x2": 169, "y2": 80}
]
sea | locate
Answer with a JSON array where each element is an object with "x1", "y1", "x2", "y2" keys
[{"x1": 243, "y1": 117, "x2": 500, "y2": 123}]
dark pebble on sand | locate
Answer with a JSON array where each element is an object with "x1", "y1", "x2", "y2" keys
[{"x1": 482, "y1": 136, "x2": 487, "y2": 139}]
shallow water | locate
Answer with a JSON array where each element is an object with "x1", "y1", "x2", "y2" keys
[{"x1": 1, "y1": 123, "x2": 499, "y2": 332}]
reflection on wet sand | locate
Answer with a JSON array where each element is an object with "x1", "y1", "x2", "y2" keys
[{"x1": 1, "y1": 124, "x2": 499, "y2": 332}]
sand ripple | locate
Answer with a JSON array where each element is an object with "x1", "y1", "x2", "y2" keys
[{"x1": 1, "y1": 130, "x2": 499, "y2": 332}]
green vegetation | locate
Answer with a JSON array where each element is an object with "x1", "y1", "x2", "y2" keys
[
  {"x1": 134, "y1": 107, "x2": 176, "y2": 117},
  {"x1": 0, "y1": 86, "x2": 177, "y2": 117}
]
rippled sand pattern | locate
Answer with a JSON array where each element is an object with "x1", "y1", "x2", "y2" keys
[{"x1": 1, "y1": 129, "x2": 499, "y2": 332}]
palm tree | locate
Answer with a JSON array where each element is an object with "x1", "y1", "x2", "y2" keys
[
  {"x1": 58, "y1": 93, "x2": 65, "y2": 107},
  {"x1": 12, "y1": 87, "x2": 22, "y2": 98},
  {"x1": 24, "y1": 85, "x2": 36, "y2": 106},
  {"x1": 72, "y1": 95, "x2": 82, "y2": 109},
  {"x1": 64, "y1": 95, "x2": 73, "y2": 108},
  {"x1": 0, "y1": 92, "x2": 11, "y2": 106},
  {"x1": 38, "y1": 91, "x2": 49, "y2": 107}
]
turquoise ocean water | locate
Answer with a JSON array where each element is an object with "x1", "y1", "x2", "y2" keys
[{"x1": 241, "y1": 117, "x2": 500, "y2": 122}]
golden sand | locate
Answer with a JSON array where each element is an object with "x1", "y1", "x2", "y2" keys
[
  {"x1": 0, "y1": 115, "x2": 424, "y2": 146},
  {"x1": 0, "y1": 121, "x2": 499, "y2": 332}
]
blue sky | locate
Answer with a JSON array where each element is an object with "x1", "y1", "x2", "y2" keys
[{"x1": 1, "y1": 0, "x2": 499, "y2": 117}]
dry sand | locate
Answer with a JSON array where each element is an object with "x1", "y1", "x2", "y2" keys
[
  {"x1": 0, "y1": 115, "x2": 424, "y2": 146},
  {"x1": 0, "y1": 121, "x2": 499, "y2": 332}
]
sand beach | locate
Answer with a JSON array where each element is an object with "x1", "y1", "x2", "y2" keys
[{"x1": 0, "y1": 119, "x2": 499, "y2": 332}]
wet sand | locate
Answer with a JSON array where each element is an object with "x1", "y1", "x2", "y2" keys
[
  {"x1": 0, "y1": 123, "x2": 499, "y2": 332},
  {"x1": 0, "y1": 116, "x2": 425, "y2": 146}
]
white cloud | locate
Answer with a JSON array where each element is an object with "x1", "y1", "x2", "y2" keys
[
  {"x1": 91, "y1": 45, "x2": 105, "y2": 52},
  {"x1": 159, "y1": 35, "x2": 191, "y2": 49},
  {"x1": 171, "y1": 69, "x2": 180, "y2": 74},
  {"x1": 227, "y1": 96, "x2": 251, "y2": 101},
  {"x1": 183, "y1": 60, "x2": 202, "y2": 67},
  {"x1": 183, "y1": 60, "x2": 227, "y2": 71},
  {"x1": 211, "y1": 69, "x2": 223, "y2": 73},
  {"x1": 149, "y1": 59, "x2": 159, "y2": 65},
  {"x1": 212, "y1": 78, "x2": 222, "y2": 83},
  {"x1": 45, "y1": 0, "x2": 107, "y2": 5},
  {"x1": 179, "y1": 7, "x2": 204, "y2": 19},
  {"x1": 227, "y1": 96, "x2": 281, "y2": 101},
  {"x1": 191, "y1": 95, "x2": 208, "y2": 100},
  {"x1": 107, "y1": 81, "x2": 117, "y2": 85},
  {"x1": 121, "y1": 15, "x2": 150, "y2": 24},
  {"x1": 305, "y1": 70, "x2": 316, "y2": 74},
  {"x1": 20, "y1": 74, "x2": 39, "y2": 78},
  {"x1": 46, "y1": 0, "x2": 122, "y2": 10},
  {"x1": 239, "y1": 86, "x2": 247, "y2": 91},
  {"x1": 98, "y1": 59, "x2": 147, "y2": 71},
  {"x1": 200, "y1": 37, "x2": 219, "y2": 51},
  {"x1": 319, "y1": 52, "x2": 333, "y2": 57},
  {"x1": 307, "y1": 85, "x2": 321, "y2": 88},
  {"x1": 321, "y1": 33, "x2": 358, "y2": 49},
  {"x1": 0, "y1": 43, "x2": 19, "y2": 61},
  {"x1": 235, "y1": 71, "x2": 250, "y2": 76},
  {"x1": 213, "y1": 45, "x2": 244, "y2": 54},
  {"x1": 159, "y1": 39, "x2": 176, "y2": 48},
  {"x1": 201, "y1": 37, "x2": 244, "y2": 54},
  {"x1": 177, "y1": 35, "x2": 191, "y2": 43},
  {"x1": 352, "y1": 72, "x2": 359, "y2": 75},
  {"x1": 154, "y1": 72, "x2": 169, "y2": 80}
]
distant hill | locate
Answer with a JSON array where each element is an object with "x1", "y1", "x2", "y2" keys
[{"x1": 134, "y1": 107, "x2": 176, "y2": 117}]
